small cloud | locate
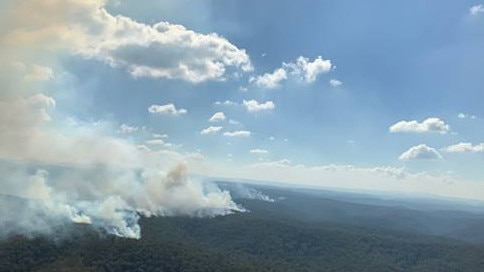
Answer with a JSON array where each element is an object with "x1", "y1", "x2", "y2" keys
[
  {"x1": 443, "y1": 142, "x2": 484, "y2": 153},
  {"x1": 163, "y1": 142, "x2": 182, "y2": 149},
  {"x1": 145, "y1": 139, "x2": 165, "y2": 145},
  {"x1": 223, "y1": 130, "x2": 251, "y2": 137},
  {"x1": 249, "y1": 68, "x2": 287, "y2": 89},
  {"x1": 253, "y1": 158, "x2": 292, "y2": 168},
  {"x1": 329, "y1": 79, "x2": 342, "y2": 87},
  {"x1": 268, "y1": 136, "x2": 275, "y2": 141},
  {"x1": 398, "y1": 144, "x2": 442, "y2": 161},
  {"x1": 200, "y1": 126, "x2": 223, "y2": 135},
  {"x1": 229, "y1": 119, "x2": 240, "y2": 125},
  {"x1": 389, "y1": 117, "x2": 450, "y2": 134},
  {"x1": 250, "y1": 55, "x2": 332, "y2": 89},
  {"x1": 250, "y1": 149, "x2": 269, "y2": 154},
  {"x1": 214, "y1": 100, "x2": 236, "y2": 106},
  {"x1": 457, "y1": 112, "x2": 476, "y2": 119},
  {"x1": 288, "y1": 56, "x2": 332, "y2": 83},
  {"x1": 152, "y1": 133, "x2": 168, "y2": 138},
  {"x1": 239, "y1": 86, "x2": 248, "y2": 92},
  {"x1": 470, "y1": 4, "x2": 484, "y2": 15},
  {"x1": 118, "y1": 124, "x2": 138, "y2": 134},
  {"x1": 209, "y1": 112, "x2": 226, "y2": 122},
  {"x1": 148, "y1": 103, "x2": 187, "y2": 116},
  {"x1": 243, "y1": 99, "x2": 275, "y2": 112}
]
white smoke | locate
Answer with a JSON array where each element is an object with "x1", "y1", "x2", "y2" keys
[
  {"x1": 0, "y1": 0, "x2": 246, "y2": 239},
  {"x1": 233, "y1": 184, "x2": 275, "y2": 202}
]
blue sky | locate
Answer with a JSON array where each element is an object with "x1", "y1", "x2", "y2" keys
[{"x1": 2, "y1": 0, "x2": 484, "y2": 201}]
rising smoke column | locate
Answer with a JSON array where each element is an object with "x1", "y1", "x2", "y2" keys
[{"x1": 0, "y1": 0, "x2": 248, "y2": 239}]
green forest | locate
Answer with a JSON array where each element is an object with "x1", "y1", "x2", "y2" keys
[{"x1": 1, "y1": 187, "x2": 484, "y2": 272}]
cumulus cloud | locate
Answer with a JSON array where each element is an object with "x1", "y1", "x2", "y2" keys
[
  {"x1": 0, "y1": 0, "x2": 244, "y2": 240},
  {"x1": 398, "y1": 144, "x2": 443, "y2": 161},
  {"x1": 250, "y1": 56, "x2": 332, "y2": 88},
  {"x1": 288, "y1": 56, "x2": 332, "y2": 83},
  {"x1": 443, "y1": 142, "x2": 484, "y2": 153},
  {"x1": 148, "y1": 104, "x2": 187, "y2": 116},
  {"x1": 389, "y1": 118, "x2": 450, "y2": 134},
  {"x1": 249, "y1": 68, "x2": 287, "y2": 89},
  {"x1": 200, "y1": 126, "x2": 223, "y2": 135},
  {"x1": 329, "y1": 79, "x2": 342, "y2": 87},
  {"x1": 209, "y1": 112, "x2": 226, "y2": 122},
  {"x1": 250, "y1": 149, "x2": 269, "y2": 154},
  {"x1": 470, "y1": 4, "x2": 484, "y2": 15},
  {"x1": 223, "y1": 130, "x2": 251, "y2": 137},
  {"x1": 5, "y1": 0, "x2": 252, "y2": 83},
  {"x1": 243, "y1": 99, "x2": 275, "y2": 112}
]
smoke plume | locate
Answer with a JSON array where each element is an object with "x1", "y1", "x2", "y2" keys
[{"x1": 0, "y1": 0, "x2": 246, "y2": 239}]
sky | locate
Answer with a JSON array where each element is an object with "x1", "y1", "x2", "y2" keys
[{"x1": 1, "y1": 0, "x2": 484, "y2": 223}]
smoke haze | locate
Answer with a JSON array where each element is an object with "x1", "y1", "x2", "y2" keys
[{"x1": 0, "y1": 0, "x2": 245, "y2": 239}]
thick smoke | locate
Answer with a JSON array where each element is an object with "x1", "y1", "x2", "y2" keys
[{"x1": 0, "y1": 0, "x2": 245, "y2": 239}]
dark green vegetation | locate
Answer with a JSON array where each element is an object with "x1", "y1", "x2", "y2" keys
[{"x1": 1, "y1": 184, "x2": 484, "y2": 271}]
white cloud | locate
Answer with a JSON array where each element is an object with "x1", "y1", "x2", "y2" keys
[
  {"x1": 214, "y1": 100, "x2": 236, "y2": 106},
  {"x1": 443, "y1": 142, "x2": 484, "y2": 153},
  {"x1": 329, "y1": 79, "x2": 342, "y2": 87},
  {"x1": 148, "y1": 104, "x2": 187, "y2": 116},
  {"x1": 145, "y1": 139, "x2": 165, "y2": 145},
  {"x1": 242, "y1": 99, "x2": 275, "y2": 112},
  {"x1": 250, "y1": 56, "x2": 332, "y2": 89},
  {"x1": 223, "y1": 130, "x2": 251, "y2": 137},
  {"x1": 209, "y1": 112, "x2": 226, "y2": 122},
  {"x1": 249, "y1": 68, "x2": 287, "y2": 89},
  {"x1": 252, "y1": 159, "x2": 292, "y2": 168},
  {"x1": 6, "y1": 0, "x2": 252, "y2": 83},
  {"x1": 152, "y1": 133, "x2": 168, "y2": 138},
  {"x1": 398, "y1": 144, "x2": 443, "y2": 161},
  {"x1": 250, "y1": 149, "x2": 269, "y2": 155},
  {"x1": 457, "y1": 112, "x2": 476, "y2": 119},
  {"x1": 163, "y1": 142, "x2": 182, "y2": 149},
  {"x1": 389, "y1": 117, "x2": 450, "y2": 134},
  {"x1": 228, "y1": 119, "x2": 240, "y2": 125},
  {"x1": 288, "y1": 56, "x2": 332, "y2": 83},
  {"x1": 119, "y1": 124, "x2": 138, "y2": 134},
  {"x1": 470, "y1": 4, "x2": 484, "y2": 15},
  {"x1": 200, "y1": 126, "x2": 223, "y2": 135}
]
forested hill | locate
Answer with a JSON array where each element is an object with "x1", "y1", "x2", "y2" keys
[{"x1": 1, "y1": 183, "x2": 484, "y2": 271}]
